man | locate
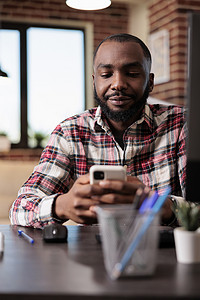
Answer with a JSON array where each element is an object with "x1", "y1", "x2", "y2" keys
[{"x1": 9, "y1": 34, "x2": 186, "y2": 228}]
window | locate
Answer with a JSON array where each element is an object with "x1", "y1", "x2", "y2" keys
[
  {"x1": 0, "y1": 29, "x2": 20, "y2": 144},
  {"x1": 0, "y1": 22, "x2": 86, "y2": 148}
]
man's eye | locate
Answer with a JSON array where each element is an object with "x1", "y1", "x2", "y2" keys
[
  {"x1": 128, "y1": 72, "x2": 140, "y2": 77},
  {"x1": 100, "y1": 73, "x2": 112, "y2": 78}
]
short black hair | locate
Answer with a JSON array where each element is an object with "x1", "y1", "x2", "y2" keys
[{"x1": 93, "y1": 33, "x2": 152, "y2": 70}]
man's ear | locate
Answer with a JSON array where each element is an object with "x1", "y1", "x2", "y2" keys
[
  {"x1": 149, "y1": 73, "x2": 154, "y2": 92},
  {"x1": 92, "y1": 74, "x2": 95, "y2": 88}
]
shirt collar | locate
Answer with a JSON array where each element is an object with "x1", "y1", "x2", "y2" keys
[
  {"x1": 93, "y1": 106, "x2": 110, "y2": 133},
  {"x1": 139, "y1": 103, "x2": 155, "y2": 132},
  {"x1": 93, "y1": 102, "x2": 155, "y2": 133}
]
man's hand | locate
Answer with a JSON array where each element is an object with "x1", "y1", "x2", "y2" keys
[
  {"x1": 90, "y1": 176, "x2": 145, "y2": 205},
  {"x1": 89, "y1": 176, "x2": 174, "y2": 225},
  {"x1": 54, "y1": 174, "x2": 101, "y2": 224},
  {"x1": 54, "y1": 173, "x2": 174, "y2": 226},
  {"x1": 54, "y1": 175, "x2": 144, "y2": 224},
  {"x1": 161, "y1": 197, "x2": 175, "y2": 225}
]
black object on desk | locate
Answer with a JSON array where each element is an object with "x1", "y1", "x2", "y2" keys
[
  {"x1": 96, "y1": 226, "x2": 175, "y2": 248},
  {"x1": 159, "y1": 226, "x2": 175, "y2": 248},
  {"x1": 43, "y1": 223, "x2": 68, "y2": 242}
]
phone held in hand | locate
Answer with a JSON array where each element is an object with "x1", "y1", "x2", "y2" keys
[{"x1": 90, "y1": 165, "x2": 127, "y2": 184}]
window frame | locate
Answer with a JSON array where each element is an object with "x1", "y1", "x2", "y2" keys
[{"x1": 1, "y1": 18, "x2": 93, "y2": 148}]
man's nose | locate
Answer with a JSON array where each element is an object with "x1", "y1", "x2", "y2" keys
[{"x1": 111, "y1": 72, "x2": 128, "y2": 90}]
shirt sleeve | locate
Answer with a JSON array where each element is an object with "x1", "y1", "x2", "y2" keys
[{"x1": 9, "y1": 125, "x2": 73, "y2": 229}]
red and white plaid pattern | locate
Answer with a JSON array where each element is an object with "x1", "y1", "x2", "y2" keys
[{"x1": 10, "y1": 103, "x2": 186, "y2": 228}]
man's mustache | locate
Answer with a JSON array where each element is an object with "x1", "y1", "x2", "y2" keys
[{"x1": 104, "y1": 92, "x2": 136, "y2": 101}]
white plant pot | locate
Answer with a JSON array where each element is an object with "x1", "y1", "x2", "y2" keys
[
  {"x1": 174, "y1": 227, "x2": 200, "y2": 264},
  {"x1": 0, "y1": 136, "x2": 11, "y2": 152}
]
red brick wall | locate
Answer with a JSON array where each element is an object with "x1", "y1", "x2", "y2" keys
[
  {"x1": 1, "y1": 0, "x2": 129, "y2": 51},
  {"x1": 149, "y1": 0, "x2": 200, "y2": 105}
]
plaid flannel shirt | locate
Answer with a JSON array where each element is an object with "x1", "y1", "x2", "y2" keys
[{"x1": 9, "y1": 103, "x2": 186, "y2": 228}]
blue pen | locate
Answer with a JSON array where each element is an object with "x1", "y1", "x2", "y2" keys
[
  {"x1": 139, "y1": 191, "x2": 159, "y2": 214},
  {"x1": 112, "y1": 186, "x2": 171, "y2": 280},
  {"x1": 18, "y1": 230, "x2": 34, "y2": 244}
]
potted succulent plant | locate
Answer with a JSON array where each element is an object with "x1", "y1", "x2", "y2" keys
[{"x1": 173, "y1": 201, "x2": 200, "y2": 263}]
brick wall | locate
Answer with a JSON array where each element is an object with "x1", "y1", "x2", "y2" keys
[
  {"x1": 149, "y1": 0, "x2": 200, "y2": 105},
  {"x1": 1, "y1": 0, "x2": 128, "y2": 51}
]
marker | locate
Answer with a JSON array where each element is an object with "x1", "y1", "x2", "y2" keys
[
  {"x1": 0, "y1": 232, "x2": 4, "y2": 256},
  {"x1": 18, "y1": 230, "x2": 34, "y2": 244}
]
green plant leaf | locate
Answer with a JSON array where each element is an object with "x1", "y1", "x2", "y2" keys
[{"x1": 172, "y1": 201, "x2": 200, "y2": 231}]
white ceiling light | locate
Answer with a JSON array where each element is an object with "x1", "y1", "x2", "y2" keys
[{"x1": 66, "y1": 0, "x2": 111, "y2": 10}]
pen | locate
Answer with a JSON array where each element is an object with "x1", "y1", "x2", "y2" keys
[
  {"x1": 18, "y1": 230, "x2": 34, "y2": 244},
  {"x1": 139, "y1": 191, "x2": 159, "y2": 214},
  {"x1": 0, "y1": 232, "x2": 4, "y2": 256}
]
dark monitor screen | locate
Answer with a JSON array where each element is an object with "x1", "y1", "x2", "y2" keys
[{"x1": 186, "y1": 12, "x2": 200, "y2": 202}]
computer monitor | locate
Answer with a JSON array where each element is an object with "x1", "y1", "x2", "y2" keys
[{"x1": 186, "y1": 12, "x2": 200, "y2": 203}]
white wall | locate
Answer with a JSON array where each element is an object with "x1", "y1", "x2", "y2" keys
[{"x1": 127, "y1": 1, "x2": 150, "y2": 43}]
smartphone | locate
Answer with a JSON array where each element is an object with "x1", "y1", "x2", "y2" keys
[{"x1": 90, "y1": 165, "x2": 127, "y2": 184}]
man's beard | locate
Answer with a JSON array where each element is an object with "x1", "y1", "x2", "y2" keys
[{"x1": 94, "y1": 84, "x2": 149, "y2": 123}]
